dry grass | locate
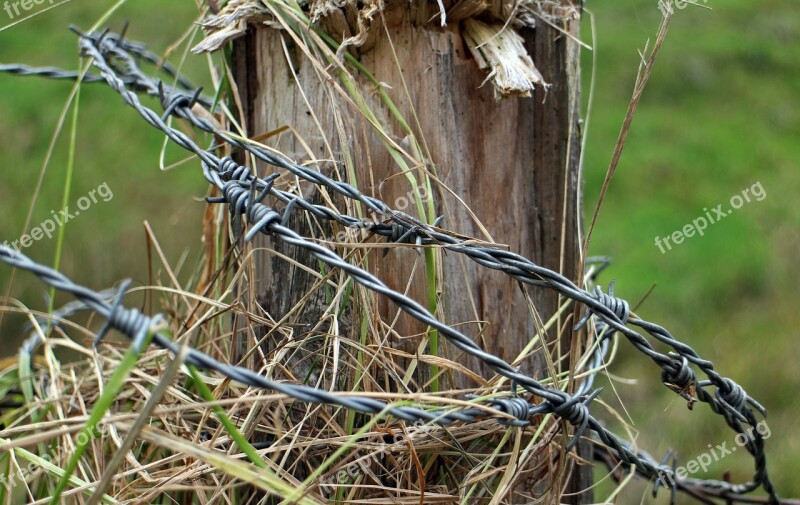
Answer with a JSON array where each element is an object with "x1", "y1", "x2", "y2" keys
[{"x1": 0, "y1": 241, "x2": 602, "y2": 503}]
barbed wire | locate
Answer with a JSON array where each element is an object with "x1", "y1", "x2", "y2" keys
[
  {"x1": 0, "y1": 63, "x2": 133, "y2": 84},
  {"x1": 0, "y1": 27, "x2": 783, "y2": 503},
  {"x1": 67, "y1": 27, "x2": 609, "y2": 440},
  {"x1": 73, "y1": 29, "x2": 778, "y2": 501},
  {"x1": 0, "y1": 246, "x2": 709, "y2": 503},
  {"x1": 72, "y1": 27, "x2": 780, "y2": 503},
  {"x1": 72, "y1": 28, "x2": 769, "y2": 434},
  {"x1": 0, "y1": 245, "x2": 551, "y2": 427},
  {"x1": 89, "y1": 26, "x2": 198, "y2": 91},
  {"x1": 0, "y1": 28, "x2": 211, "y2": 106}
]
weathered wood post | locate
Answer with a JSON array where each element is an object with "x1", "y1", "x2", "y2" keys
[{"x1": 218, "y1": 0, "x2": 588, "y2": 500}]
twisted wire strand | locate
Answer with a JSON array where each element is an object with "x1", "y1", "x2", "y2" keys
[
  {"x1": 0, "y1": 29, "x2": 780, "y2": 503},
  {"x1": 0, "y1": 61, "x2": 213, "y2": 108},
  {"x1": 0, "y1": 64, "x2": 132, "y2": 84},
  {"x1": 0, "y1": 28, "x2": 211, "y2": 107},
  {"x1": 0, "y1": 245, "x2": 548, "y2": 427}
]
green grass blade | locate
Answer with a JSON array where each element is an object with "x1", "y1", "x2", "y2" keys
[{"x1": 49, "y1": 327, "x2": 156, "y2": 504}]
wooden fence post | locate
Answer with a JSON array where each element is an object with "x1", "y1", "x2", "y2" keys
[{"x1": 228, "y1": 0, "x2": 589, "y2": 500}]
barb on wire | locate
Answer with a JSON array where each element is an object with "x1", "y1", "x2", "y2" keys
[
  {"x1": 19, "y1": 285, "x2": 121, "y2": 370},
  {"x1": 75, "y1": 25, "x2": 201, "y2": 92},
  {"x1": 84, "y1": 27, "x2": 199, "y2": 91}
]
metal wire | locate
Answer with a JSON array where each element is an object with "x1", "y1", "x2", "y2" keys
[
  {"x1": 0, "y1": 63, "x2": 133, "y2": 84},
  {"x1": 85, "y1": 27, "x2": 198, "y2": 91},
  {"x1": 74, "y1": 29, "x2": 780, "y2": 503},
  {"x1": 0, "y1": 245, "x2": 546, "y2": 427},
  {"x1": 84, "y1": 30, "x2": 783, "y2": 503},
  {"x1": 0, "y1": 28, "x2": 212, "y2": 106},
  {"x1": 0, "y1": 28, "x2": 782, "y2": 503},
  {"x1": 202, "y1": 152, "x2": 604, "y2": 436}
]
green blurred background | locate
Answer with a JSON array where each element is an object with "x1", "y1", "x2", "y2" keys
[
  {"x1": 0, "y1": 0, "x2": 797, "y2": 501},
  {"x1": 581, "y1": 1, "x2": 799, "y2": 501}
]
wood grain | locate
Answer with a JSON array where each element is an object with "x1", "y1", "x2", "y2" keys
[{"x1": 232, "y1": 0, "x2": 588, "y2": 500}]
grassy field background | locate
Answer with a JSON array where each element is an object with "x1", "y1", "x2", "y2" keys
[{"x1": 0, "y1": 0, "x2": 797, "y2": 501}]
